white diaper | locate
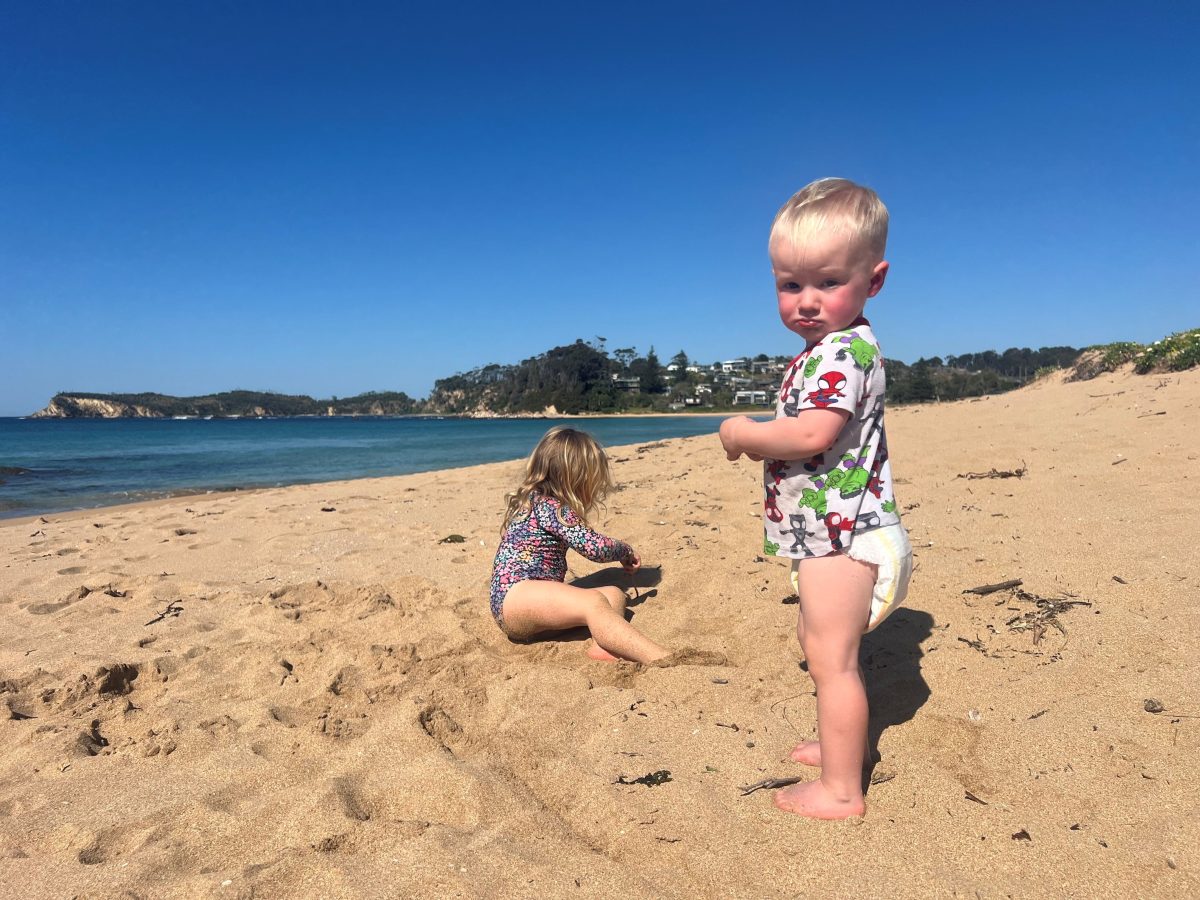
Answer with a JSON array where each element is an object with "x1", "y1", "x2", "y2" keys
[{"x1": 789, "y1": 523, "x2": 912, "y2": 632}]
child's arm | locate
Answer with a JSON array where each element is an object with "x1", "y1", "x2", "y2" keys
[
  {"x1": 720, "y1": 409, "x2": 849, "y2": 461},
  {"x1": 536, "y1": 497, "x2": 638, "y2": 568}
]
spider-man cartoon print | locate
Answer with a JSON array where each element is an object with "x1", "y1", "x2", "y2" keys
[
  {"x1": 764, "y1": 459, "x2": 789, "y2": 523},
  {"x1": 806, "y1": 371, "x2": 846, "y2": 408},
  {"x1": 822, "y1": 512, "x2": 856, "y2": 551}
]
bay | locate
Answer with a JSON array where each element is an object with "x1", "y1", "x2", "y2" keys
[{"x1": 0, "y1": 415, "x2": 729, "y2": 519}]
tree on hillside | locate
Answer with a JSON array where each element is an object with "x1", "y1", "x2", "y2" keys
[
  {"x1": 631, "y1": 347, "x2": 667, "y2": 394},
  {"x1": 907, "y1": 362, "x2": 936, "y2": 403},
  {"x1": 670, "y1": 350, "x2": 691, "y2": 384}
]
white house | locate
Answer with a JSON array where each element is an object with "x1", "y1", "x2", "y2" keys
[{"x1": 733, "y1": 390, "x2": 772, "y2": 406}]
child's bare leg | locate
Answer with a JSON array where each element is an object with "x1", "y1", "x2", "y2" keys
[
  {"x1": 789, "y1": 665, "x2": 872, "y2": 767},
  {"x1": 584, "y1": 586, "x2": 631, "y2": 660},
  {"x1": 789, "y1": 576, "x2": 875, "y2": 767},
  {"x1": 502, "y1": 581, "x2": 667, "y2": 664},
  {"x1": 775, "y1": 553, "x2": 873, "y2": 819}
]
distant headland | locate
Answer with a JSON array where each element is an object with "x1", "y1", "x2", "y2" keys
[
  {"x1": 31, "y1": 390, "x2": 418, "y2": 420},
  {"x1": 27, "y1": 331, "x2": 1198, "y2": 418}
]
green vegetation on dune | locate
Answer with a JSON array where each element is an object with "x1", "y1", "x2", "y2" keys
[
  {"x1": 1134, "y1": 328, "x2": 1200, "y2": 373},
  {"x1": 1067, "y1": 329, "x2": 1200, "y2": 380}
]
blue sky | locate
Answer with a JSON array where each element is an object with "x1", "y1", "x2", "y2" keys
[{"x1": 3, "y1": 1, "x2": 1197, "y2": 416}]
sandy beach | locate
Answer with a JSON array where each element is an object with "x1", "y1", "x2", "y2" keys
[{"x1": 1, "y1": 365, "x2": 1197, "y2": 898}]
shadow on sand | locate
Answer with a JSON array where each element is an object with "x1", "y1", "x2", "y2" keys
[
  {"x1": 569, "y1": 564, "x2": 663, "y2": 609},
  {"x1": 860, "y1": 607, "x2": 934, "y2": 787}
]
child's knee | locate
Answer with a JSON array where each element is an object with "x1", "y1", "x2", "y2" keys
[
  {"x1": 804, "y1": 638, "x2": 863, "y2": 680},
  {"x1": 584, "y1": 590, "x2": 619, "y2": 618},
  {"x1": 596, "y1": 585, "x2": 627, "y2": 608}
]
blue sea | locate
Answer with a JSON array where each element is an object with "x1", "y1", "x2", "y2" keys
[{"x1": 0, "y1": 416, "x2": 729, "y2": 520}]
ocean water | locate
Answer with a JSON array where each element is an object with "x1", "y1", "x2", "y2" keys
[{"x1": 0, "y1": 415, "x2": 729, "y2": 519}]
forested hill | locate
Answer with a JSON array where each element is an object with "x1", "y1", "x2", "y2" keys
[{"x1": 424, "y1": 340, "x2": 1088, "y2": 413}]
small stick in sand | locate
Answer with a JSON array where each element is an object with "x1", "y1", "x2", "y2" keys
[
  {"x1": 956, "y1": 460, "x2": 1027, "y2": 480},
  {"x1": 963, "y1": 579, "x2": 1022, "y2": 595},
  {"x1": 740, "y1": 776, "x2": 804, "y2": 795},
  {"x1": 145, "y1": 600, "x2": 184, "y2": 626}
]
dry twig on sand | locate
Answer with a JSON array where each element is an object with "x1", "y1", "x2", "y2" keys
[
  {"x1": 957, "y1": 461, "x2": 1027, "y2": 480},
  {"x1": 144, "y1": 600, "x2": 184, "y2": 627},
  {"x1": 963, "y1": 578, "x2": 1023, "y2": 595},
  {"x1": 739, "y1": 776, "x2": 804, "y2": 795}
]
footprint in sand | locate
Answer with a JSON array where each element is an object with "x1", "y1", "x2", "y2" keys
[
  {"x1": 25, "y1": 584, "x2": 130, "y2": 616},
  {"x1": 332, "y1": 776, "x2": 374, "y2": 822}
]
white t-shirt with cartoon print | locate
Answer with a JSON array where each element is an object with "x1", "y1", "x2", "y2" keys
[{"x1": 763, "y1": 317, "x2": 901, "y2": 560}]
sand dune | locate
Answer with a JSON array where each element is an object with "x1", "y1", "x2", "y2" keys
[{"x1": 1, "y1": 366, "x2": 1197, "y2": 898}]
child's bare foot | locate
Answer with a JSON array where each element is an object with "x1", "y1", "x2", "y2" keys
[
  {"x1": 788, "y1": 741, "x2": 876, "y2": 768},
  {"x1": 789, "y1": 740, "x2": 822, "y2": 766},
  {"x1": 585, "y1": 641, "x2": 621, "y2": 662},
  {"x1": 774, "y1": 779, "x2": 865, "y2": 819}
]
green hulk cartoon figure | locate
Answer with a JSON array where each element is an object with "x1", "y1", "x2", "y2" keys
[
  {"x1": 835, "y1": 449, "x2": 871, "y2": 499},
  {"x1": 835, "y1": 335, "x2": 877, "y2": 372},
  {"x1": 798, "y1": 466, "x2": 848, "y2": 518}
]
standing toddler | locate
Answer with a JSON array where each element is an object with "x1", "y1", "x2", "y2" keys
[{"x1": 720, "y1": 178, "x2": 912, "y2": 819}]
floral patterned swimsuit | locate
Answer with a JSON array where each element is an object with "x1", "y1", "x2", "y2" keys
[{"x1": 489, "y1": 493, "x2": 633, "y2": 630}]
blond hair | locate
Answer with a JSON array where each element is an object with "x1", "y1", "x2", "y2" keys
[
  {"x1": 501, "y1": 426, "x2": 614, "y2": 532},
  {"x1": 769, "y1": 177, "x2": 889, "y2": 267}
]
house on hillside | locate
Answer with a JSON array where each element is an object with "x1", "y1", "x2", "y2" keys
[
  {"x1": 611, "y1": 375, "x2": 641, "y2": 393},
  {"x1": 734, "y1": 389, "x2": 772, "y2": 406}
]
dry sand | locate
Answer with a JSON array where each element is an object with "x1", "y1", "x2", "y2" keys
[{"x1": 1, "y1": 366, "x2": 1197, "y2": 898}]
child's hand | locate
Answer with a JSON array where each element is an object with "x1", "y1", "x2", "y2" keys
[
  {"x1": 720, "y1": 416, "x2": 756, "y2": 461},
  {"x1": 622, "y1": 549, "x2": 641, "y2": 574}
]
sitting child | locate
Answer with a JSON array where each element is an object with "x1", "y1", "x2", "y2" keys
[{"x1": 490, "y1": 425, "x2": 669, "y2": 663}]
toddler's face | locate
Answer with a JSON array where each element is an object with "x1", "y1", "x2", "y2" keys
[{"x1": 771, "y1": 231, "x2": 888, "y2": 347}]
